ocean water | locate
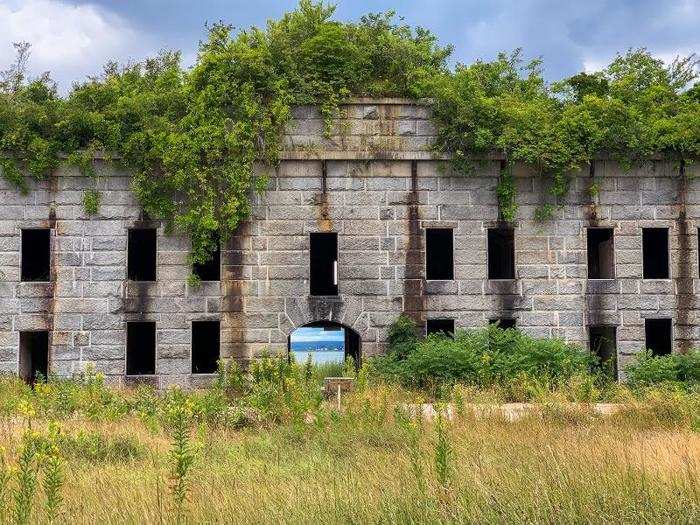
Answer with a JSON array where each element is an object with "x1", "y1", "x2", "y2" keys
[{"x1": 292, "y1": 350, "x2": 345, "y2": 364}]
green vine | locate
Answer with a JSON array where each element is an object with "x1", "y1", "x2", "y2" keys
[
  {"x1": 0, "y1": 1, "x2": 698, "y2": 257},
  {"x1": 496, "y1": 163, "x2": 517, "y2": 223},
  {"x1": 432, "y1": 49, "x2": 699, "y2": 221},
  {"x1": 0, "y1": 1, "x2": 448, "y2": 264},
  {"x1": 82, "y1": 190, "x2": 101, "y2": 216},
  {"x1": 588, "y1": 179, "x2": 601, "y2": 200}
]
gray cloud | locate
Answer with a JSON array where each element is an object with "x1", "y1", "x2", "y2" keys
[{"x1": 2, "y1": 0, "x2": 698, "y2": 92}]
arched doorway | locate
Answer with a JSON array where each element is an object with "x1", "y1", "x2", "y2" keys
[{"x1": 288, "y1": 321, "x2": 361, "y2": 367}]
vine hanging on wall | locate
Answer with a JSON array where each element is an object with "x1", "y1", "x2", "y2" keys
[{"x1": 0, "y1": 1, "x2": 698, "y2": 264}]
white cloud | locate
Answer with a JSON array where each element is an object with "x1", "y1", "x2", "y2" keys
[
  {"x1": 0, "y1": 0, "x2": 154, "y2": 92},
  {"x1": 291, "y1": 327, "x2": 345, "y2": 343},
  {"x1": 583, "y1": 48, "x2": 698, "y2": 75}
]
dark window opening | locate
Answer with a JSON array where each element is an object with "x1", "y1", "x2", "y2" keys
[
  {"x1": 488, "y1": 228, "x2": 515, "y2": 279},
  {"x1": 126, "y1": 321, "x2": 156, "y2": 375},
  {"x1": 642, "y1": 228, "x2": 669, "y2": 279},
  {"x1": 426, "y1": 228, "x2": 454, "y2": 280},
  {"x1": 427, "y1": 319, "x2": 455, "y2": 336},
  {"x1": 645, "y1": 318, "x2": 672, "y2": 356},
  {"x1": 289, "y1": 321, "x2": 361, "y2": 368},
  {"x1": 193, "y1": 241, "x2": 220, "y2": 281},
  {"x1": 490, "y1": 318, "x2": 517, "y2": 329},
  {"x1": 21, "y1": 229, "x2": 51, "y2": 282},
  {"x1": 128, "y1": 228, "x2": 157, "y2": 281},
  {"x1": 587, "y1": 228, "x2": 615, "y2": 279},
  {"x1": 310, "y1": 232, "x2": 338, "y2": 296},
  {"x1": 19, "y1": 331, "x2": 49, "y2": 385},
  {"x1": 590, "y1": 326, "x2": 617, "y2": 379},
  {"x1": 192, "y1": 320, "x2": 220, "y2": 374}
]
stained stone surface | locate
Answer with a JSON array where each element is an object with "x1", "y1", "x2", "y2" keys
[{"x1": 1, "y1": 98, "x2": 698, "y2": 386}]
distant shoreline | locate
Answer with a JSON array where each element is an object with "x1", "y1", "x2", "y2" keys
[{"x1": 292, "y1": 350, "x2": 344, "y2": 364}]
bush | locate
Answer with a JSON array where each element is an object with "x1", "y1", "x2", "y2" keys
[
  {"x1": 374, "y1": 323, "x2": 593, "y2": 392},
  {"x1": 387, "y1": 315, "x2": 419, "y2": 359},
  {"x1": 612, "y1": 387, "x2": 700, "y2": 429},
  {"x1": 625, "y1": 350, "x2": 700, "y2": 389}
]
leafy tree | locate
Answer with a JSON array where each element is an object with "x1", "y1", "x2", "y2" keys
[{"x1": 0, "y1": 2, "x2": 698, "y2": 255}]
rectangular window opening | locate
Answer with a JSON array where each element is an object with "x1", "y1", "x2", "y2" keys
[
  {"x1": 426, "y1": 228, "x2": 454, "y2": 280},
  {"x1": 126, "y1": 321, "x2": 156, "y2": 375},
  {"x1": 642, "y1": 228, "x2": 669, "y2": 279},
  {"x1": 192, "y1": 320, "x2": 220, "y2": 374},
  {"x1": 193, "y1": 240, "x2": 220, "y2": 281},
  {"x1": 587, "y1": 228, "x2": 615, "y2": 279},
  {"x1": 644, "y1": 318, "x2": 672, "y2": 356},
  {"x1": 19, "y1": 331, "x2": 49, "y2": 385},
  {"x1": 488, "y1": 228, "x2": 515, "y2": 279},
  {"x1": 426, "y1": 319, "x2": 455, "y2": 337},
  {"x1": 128, "y1": 228, "x2": 157, "y2": 281},
  {"x1": 310, "y1": 232, "x2": 338, "y2": 296},
  {"x1": 21, "y1": 229, "x2": 51, "y2": 282},
  {"x1": 490, "y1": 318, "x2": 517, "y2": 329},
  {"x1": 589, "y1": 326, "x2": 617, "y2": 379}
]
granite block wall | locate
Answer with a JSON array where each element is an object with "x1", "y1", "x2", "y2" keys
[{"x1": 0, "y1": 99, "x2": 698, "y2": 386}]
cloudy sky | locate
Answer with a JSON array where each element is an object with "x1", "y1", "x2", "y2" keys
[
  {"x1": 1, "y1": 0, "x2": 698, "y2": 93},
  {"x1": 291, "y1": 326, "x2": 345, "y2": 344}
]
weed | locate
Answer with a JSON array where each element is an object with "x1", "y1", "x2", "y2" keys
[
  {"x1": 0, "y1": 450, "x2": 9, "y2": 517},
  {"x1": 13, "y1": 430, "x2": 39, "y2": 525},
  {"x1": 41, "y1": 443, "x2": 63, "y2": 524},
  {"x1": 167, "y1": 389, "x2": 196, "y2": 524},
  {"x1": 434, "y1": 406, "x2": 453, "y2": 494},
  {"x1": 396, "y1": 408, "x2": 426, "y2": 495},
  {"x1": 82, "y1": 189, "x2": 101, "y2": 215}
]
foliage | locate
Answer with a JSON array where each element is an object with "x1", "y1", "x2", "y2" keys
[
  {"x1": 2, "y1": 2, "x2": 696, "y2": 250},
  {"x1": 0, "y1": 451, "x2": 8, "y2": 516},
  {"x1": 45, "y1": 430, "x2": 144, "y2": 463},
  {"x1": 81, "y1": 189, "x2": 101, "y2": 215},
  {"x1": 0, "y1": 399, "x2": 698, "y2": 523},
  {"x1": 0, "y1": 353, "x2": 697, "y2": 522},
  {"x1": 0, "y1": 1, "x2": 449, "y2": 263},
  {"x1": 374, "y1": 324, "x2": 594, "y2": 391},
  {"x1": 496, "y1": 163, "x2": 517, "y2": 222},
  {"x1": 165, "y1": 389, "x2": 196, "y2": 523},
  {"x1": 41, "y1": 436, "x2": 64, "y2": 524},
  {"x1": 433, "y1": 407, "x2": 453, "y2": 494},
  {"x1": 387, "y1": 314, "x2": 419, "y2": 360},
  {"x1": 625, "y1": 349, "x2": 700, "y2": 389},
  {"x1": 12, "y1": 430, "x2": 39, "y2": 525},
  {"x1": 396, "y1": 408, "x2": 427, "y2": 494},
  {"x1": 431, "y1": 49, "x2": 699, "y2": 219},
  {"x1": 0, "y1": 357, "x2": 333, "y2": 430}
]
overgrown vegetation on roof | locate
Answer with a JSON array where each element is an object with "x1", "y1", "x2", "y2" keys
[{"x1": 1, "y1": 0, "x2": 698, "y2": 260}]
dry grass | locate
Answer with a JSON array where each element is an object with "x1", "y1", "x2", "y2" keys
[{"x1": 0, "y1": 391, "x2": 697, "y2": 524}]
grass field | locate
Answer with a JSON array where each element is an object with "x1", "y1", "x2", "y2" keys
[{"x1": 0, "y1": 373, "x2": 698, "y2": 524}]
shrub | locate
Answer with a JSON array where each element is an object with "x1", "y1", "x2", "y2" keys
[
  {"x1": 374, "y1": 324, "x2": 593, "y2": 393},
  {"x1": 625, "y1": 350, "x2": 700, "y2": 389},
  {"x1": 613, "y1": 387, "x2": 700, "y2": 429},
  {"x1": 387, "y1": 314, "x2": 419, "y2": 359}
]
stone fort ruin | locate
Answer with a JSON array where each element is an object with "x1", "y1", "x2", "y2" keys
[{"x1": 1, "y1": 98, "x2": 697, "y2": 387}]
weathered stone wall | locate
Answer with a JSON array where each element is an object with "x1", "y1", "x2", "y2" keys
[{"x1": 1, "y1": 99, "x2": 698, "y2": 386}]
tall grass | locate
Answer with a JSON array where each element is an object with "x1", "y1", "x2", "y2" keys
[
  {"x1": 0, "y1": 334, "x2": 696, "y2": 523},
  {"x1": 0, "y1": 400, "x2": 696, "y2": 524}
]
